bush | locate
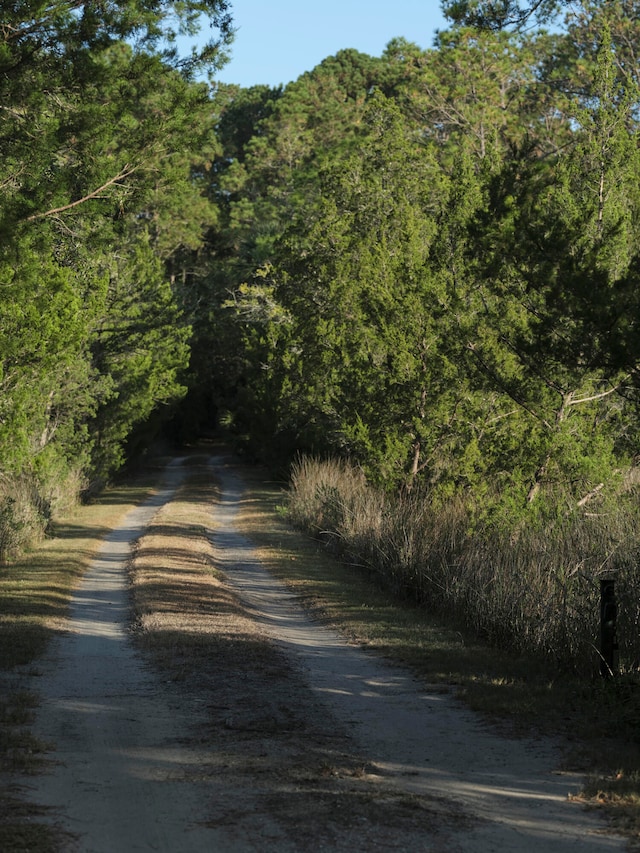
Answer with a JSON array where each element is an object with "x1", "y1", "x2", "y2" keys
[
  {"x1": 0, "y1": 483, "x2": 46, "y2": 563},
  {"x1": 287, "y1": 455, "x2": 640, "y2": 674},
  {"x1": 0, "y1": 467, "x2": 85, "y2": 563}
]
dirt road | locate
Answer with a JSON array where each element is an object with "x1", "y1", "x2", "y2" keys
[{"x1": 22, "y1": 455, "x2": 628, "y2": 851}]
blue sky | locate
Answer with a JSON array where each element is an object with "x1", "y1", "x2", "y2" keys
[{"x1": 211, "y1": 1, "x2": 448, "y2": 88}]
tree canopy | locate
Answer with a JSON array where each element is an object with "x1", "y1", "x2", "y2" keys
[
  {"x1": 0, "y1": 0, "x2": 232, "y2": 516},
  {"x1": 197, "y1": 0, "x2": 640, "y2": 523},
  {"x1": 4, "y1": 0, "x2": 640, "y2": 533}
]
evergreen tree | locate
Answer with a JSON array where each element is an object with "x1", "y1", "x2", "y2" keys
[
  {"x1": 0, "y1": 0, "x2": 232, "y2": 498},
  {"x1": 187, "y1": 49, "x2": 391, "y2": 449},
  {"x1": 462, "y1": 26, "x2": 640, "y2": 510}
]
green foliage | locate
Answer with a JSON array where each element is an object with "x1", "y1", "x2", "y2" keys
[
  {"x1": 0, "y1": 0, "x2": 232, "y2": 545},
  {"x1": 194, "y1": 8, "x2": 640, "y2": 524},
  {"x1": 268, "y1": 94, "x2": 459, "y2": 484},
  {"x1": 90, "y1": 240, "x2": 190, "y2": 478},
  {"x1": 6, "y1": 0, "x2": 640, "y2": 549},
  {"x1": 442, "y1": 0, "x2": 562, "y2": 29},
  {"x1": 463, "y1": 24, "x2": 640, "y2": 509}
]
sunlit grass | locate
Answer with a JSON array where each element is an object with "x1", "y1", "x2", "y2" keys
[{"x1": 129, "y1": 467, "x2": 282, "y2": 682}]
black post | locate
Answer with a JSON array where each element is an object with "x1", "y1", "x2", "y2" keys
[{"x1": 600, "y1": 578, "x2": 618, "y2": 678}]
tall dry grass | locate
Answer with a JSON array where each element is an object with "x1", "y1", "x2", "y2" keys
[
  {"x1": 287, "y1": 455, "x2": 640, "y2": 674},
  {"x1": 0, "y1": 468, "x2": 85, "y2": 563}
]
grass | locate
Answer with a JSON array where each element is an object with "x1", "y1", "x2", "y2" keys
[
  {"x1": 0, "y1": 807, "x2": 59, "y2": 853},
  {"x1": 0, "y1": 479, "x2": 157, "y2": 669},
  {"x1": 285, "y1": 457, "x2": 640, "y2": 676},
  {"x1": 128, "y1": 465, "x2": 278, "y2": 680},
  {"x1": 237, "y1": 466, "x2": 559, "y2": 702}
]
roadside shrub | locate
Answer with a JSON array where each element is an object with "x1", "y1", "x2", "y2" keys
[
  {"x1": 0, "y1": 479, "x2": 47, "y2": 563},
  {"x1": 0, "y1": 467, "x2": 85, "y2": 563},
  {"x1": 287, "y1": 455, "x2": 640, "y2": 674}
]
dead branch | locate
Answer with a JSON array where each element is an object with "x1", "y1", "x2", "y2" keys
[
  {"x1": 26, "y1": 165, "x2": 136, "y2": 221},
  {"x1": 577, "y1": 483, "x2": 605, "y2": 508}
]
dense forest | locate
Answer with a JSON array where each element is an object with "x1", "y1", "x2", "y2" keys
[
  {"x1": 202, "y1": 0, "x2": 640, "y2": 523},
  {"x1": 3, "y1": 0, "x2": 640, "y2": 576}
]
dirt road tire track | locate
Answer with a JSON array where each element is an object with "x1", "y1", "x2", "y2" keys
[{"x1": 15, "y1": 455, "x2": 628, "y2": 851}]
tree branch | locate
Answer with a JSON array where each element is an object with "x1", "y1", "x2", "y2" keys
[
  {"x1": 466, "y1": 340, "x2": 552, "y2": 428},
  {"x1": 566, "y1": 375, "x2": 631, "y2": 407},
  {"x1": 577, "y1": 482, "x2": 605, "y2": 508},
  {"x1": 26, "y1": 165, "x2": 136, "y2": 221}
]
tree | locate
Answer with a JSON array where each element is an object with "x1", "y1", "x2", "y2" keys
[
  {"x1": 190, "y1": 6, "x2": 640, "y2": 522},
  {"x1": 460, "y1": 26, "x2": 640, "y2": 510},
  {"x1": 562, "y1": 1, "x2": 640, "y2": 91},
  {"x1": 441, "y1": 0, "x2": 562, "y2": 29},
  {"x1": 89, "y1": 241, "x2": 191, "y2": 477},
  {"x1": 185, "y1": 50, "x2": 392, "y2": 449},
  {"x1": 234, "y1": 95, "x2": 472, "y2": 487},
  {"x1": 397, "y1": 23, "x2": 569, "y2": 167},
  {"x1": 0, "y1": 0, "x2": 233, "y2": 502}
]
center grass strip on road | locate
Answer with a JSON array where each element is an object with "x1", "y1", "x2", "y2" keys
[{"x1": 129, "y1": 464, "x2": 282, "y2": 680}]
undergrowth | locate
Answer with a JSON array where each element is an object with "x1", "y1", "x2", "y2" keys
[
  {"x1": 286, "y1": 455, "x2": 640, "y2": 679},
  {"x1": 0, "y1": 468, "x2": 86, "y2": 564}
]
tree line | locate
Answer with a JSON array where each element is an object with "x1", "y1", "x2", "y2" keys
[
  {"x1": 2, "y1": 1, "x2": 640, "y2": 551},
  {"x1": 0, "y1": 0, "x2": 231, "y2": 548},
  {"x1": 206, "y1": 0, "x2": 640, "y2": 525}
]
